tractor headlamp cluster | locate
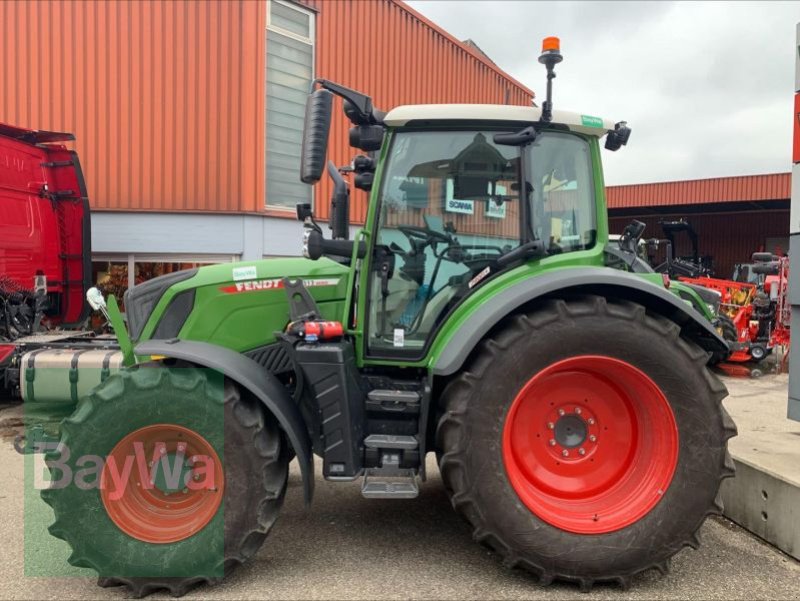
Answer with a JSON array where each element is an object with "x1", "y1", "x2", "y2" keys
[
  {"x1": 352, "y1": 155, "x2": 376, "y2": 191},
  {"x1": 605, "y1": 121, "x2": 632, "y2": 151}
]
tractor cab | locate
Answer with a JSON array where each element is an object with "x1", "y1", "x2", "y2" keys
[
  {"x1": 297, "y1": 37, "x2": 631, "y2": 360},
  {"x1": 363, "y1": 106, "x2": 606, "y2": 355}
]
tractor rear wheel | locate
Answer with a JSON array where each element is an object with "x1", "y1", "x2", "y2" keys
[
  {"x1": 436, "y1": 296, "x2": 736, "y2": 590},
  {"x1": 41, "y1": 365, "x2": 289, "y2": 597}
]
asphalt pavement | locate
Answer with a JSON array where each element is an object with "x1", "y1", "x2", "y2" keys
[{"x1": 1, "y1": 385, "x2": 799, "y2": 600}]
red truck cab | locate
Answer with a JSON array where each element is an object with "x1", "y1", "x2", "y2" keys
[{"x1": 0, "y1": 123, "x2": 91, "y2": 338}]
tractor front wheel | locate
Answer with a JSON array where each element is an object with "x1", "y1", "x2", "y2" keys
[
  {"x1": 436, "y1": 296, "x2": 737, "y2": 589},
  {"x1": 41, "y1": 365, "x2": 289, "y2": 597}
]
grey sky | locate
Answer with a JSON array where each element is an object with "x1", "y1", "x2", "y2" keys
[{"x1": 406, "y1": 1, "x2": 799, "y2": 186}]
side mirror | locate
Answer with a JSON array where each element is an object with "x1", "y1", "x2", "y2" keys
[
  {"x1": 619, "y1": 220, "x2": 646, "y2": 253},
  {"x1": 327, "y1": 161, "x2": 350, "y2": 240},
  {"x1": 300, "y1": 89, "x2": 333, "y2": 184}
]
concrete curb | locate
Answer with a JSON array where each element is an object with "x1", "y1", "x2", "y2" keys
[{"x1": 720, "y1": 455, "x2": 799, "y2": 560}]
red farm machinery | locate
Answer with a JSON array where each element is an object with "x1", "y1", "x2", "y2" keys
[{"x1": 681, "y1": 253, "x2": 790, "y2": 367}]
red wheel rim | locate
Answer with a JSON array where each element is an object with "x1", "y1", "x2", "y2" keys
[
  {"x1": 502, "y1": 356, "x2": 678, "y2": 534},
  {"x1": 100, "y1": 424, "x2": 224, "y2": 544}
]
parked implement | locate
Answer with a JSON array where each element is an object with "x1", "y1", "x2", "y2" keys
[
  {"x1": 684, "y1": 253, "x2": 790, "y2": 364},
  {"x1": 648, "y1": 219, "x2": 714, "y2": 278},
  {"x1": 33, "y1": 39, "x2": 734, "y2": 596}
]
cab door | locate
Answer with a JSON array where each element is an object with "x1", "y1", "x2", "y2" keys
[{"x1": 363, "y1": 128, "x2": 524, "y2": 359}]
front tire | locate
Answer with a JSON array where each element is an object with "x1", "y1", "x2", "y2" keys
[
  {"x1": 41, "y1": 365, "x2": 289, "y2": 597},
  {"x1": 436, "y1": 296, "x2": 737, "y2": 589}
]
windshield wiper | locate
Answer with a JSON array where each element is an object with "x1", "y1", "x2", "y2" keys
[
  {"x1": 496, "y1": 240, "x2": 547, "y2": 267},
  {"x1": 493, "y1": 126, "x2": 537, "y2": 146}
]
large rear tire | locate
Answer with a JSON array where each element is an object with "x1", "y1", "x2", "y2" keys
[
  {"x1": 41, "y1": 365, "x2": 289, "y2": 597},
  {"x1": 436, "y1": 296, "x2": 737, "y2": 590}
]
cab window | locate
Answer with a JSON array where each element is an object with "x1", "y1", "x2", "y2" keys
[{"x1": 368, "y1": 130, "x2": 522, "y2": 354}]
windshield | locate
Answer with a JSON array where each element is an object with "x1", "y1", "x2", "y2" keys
[{"x1": 367, "y1": 128, "x2": 595, "y2": 355}]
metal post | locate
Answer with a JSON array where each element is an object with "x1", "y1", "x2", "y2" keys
[
  {"x1": 127, "y1": 254, "x2": 135, "y2": 290},
  {"x1": 788, "y1": 22, "x2": 800, "y2": 421}
]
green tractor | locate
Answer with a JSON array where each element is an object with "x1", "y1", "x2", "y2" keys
[{"x1": 33, "y1": 39, "x2": 735, "y2": 596}]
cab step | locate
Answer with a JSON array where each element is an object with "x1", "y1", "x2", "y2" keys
[
  {"x1": 366, "y1": 389, "x2": 421, "y2": 414},
  {"x1": 363, "y1": 434, "x2": 418, "y2": 449},
  {"x1": 361, "y1": 452, "x2": 419, "y2": 499},
  {"x1": 361, "y1": 469, "x2": 419, "y2": 498}
]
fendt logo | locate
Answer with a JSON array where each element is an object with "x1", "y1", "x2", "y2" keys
[{"x1": 219, "y1": 277, "x2": 339, "y2": 294}]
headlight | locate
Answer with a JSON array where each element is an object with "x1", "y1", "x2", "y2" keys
[{"x1": 302, "y1": 227, "x2": 312, "y2": 259}]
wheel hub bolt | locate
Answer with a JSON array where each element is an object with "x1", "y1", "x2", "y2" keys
[
  {"x1": 558, "y1": 409, "x2": 566, "y2": 416},
  {"x1": 575, "y1": 407, "x2": 582, "y2": 415},
  {"x1": 588, "y1": 418, "x2": 596, "y2": 425},
  {"x1": 578, "y1": 448, "x2": 586, "y2": 456},
  {"x1": 549, "y1": 439, "x2": 556, "y2": 446},
  {"x1": 547, "y1": 422, "x2": 554, "y2": 430},
  {"x1": 562, "y1": 449, "x2": 569, "y2": 457},
  {"x1": 589, "y1": 435, "x2": 597, "y2": 442}
]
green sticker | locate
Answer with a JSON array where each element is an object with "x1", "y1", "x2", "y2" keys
[{"x1": 580, "y1": 115, "x2": 604, "y2": 128}]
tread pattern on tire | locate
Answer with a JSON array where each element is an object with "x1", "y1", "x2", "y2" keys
[
  {"x1": 436, "y1": 295, "x2": 737, "y2": 591},
  {"x1": 41, "y1": 366, "x2": 288, "y2": 598}
]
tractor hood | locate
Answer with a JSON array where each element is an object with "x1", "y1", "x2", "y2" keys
[{"x1": 126, "y1": 257, "x2": 350, "y2": 353}]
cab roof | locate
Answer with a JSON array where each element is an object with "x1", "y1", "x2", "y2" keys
[
  {"x1": 0, "y1": 122, "x2": 75, "y2": 144},
  {"x1": 382, "y1": 104, "x2": 617, "y2": 137}
]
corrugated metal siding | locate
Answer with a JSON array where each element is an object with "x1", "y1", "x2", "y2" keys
[
  {"x1": 303, "y1": 0, "x2": 534, "y2": 223},
  {"x1": 1, "y1": 0, "x2": 531, "y2": 219},
  {"x1": 607, "y1": 173, "x2": 791, "y2": 209},
  {"x1": 1, "y1": 0, "x2": 266, "y2": 213},
  {"x1": 608, "y1": 210, "x2": 790, "y2": 277}
]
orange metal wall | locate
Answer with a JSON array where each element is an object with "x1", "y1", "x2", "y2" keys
[
  {"x1": 607, "y1": 173, "x2": 791, "y2": 210},
  {"x1": 1, "y1": 0, "x2": 267, "y2": 213},
  {"x1": 0, "y1": 0, "x2": 532, "y2": 220}
]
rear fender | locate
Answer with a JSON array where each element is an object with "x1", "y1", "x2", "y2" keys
[
  {"x1": 135, "y1": 339, "x2": 314, "y2": 504},
  {"x1": 432, "y1": 267, "x2": 729, "y2": 376}
]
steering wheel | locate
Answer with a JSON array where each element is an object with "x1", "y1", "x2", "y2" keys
[{"x1": 397, "y1": 225, "x2": 451, "y2": 245}]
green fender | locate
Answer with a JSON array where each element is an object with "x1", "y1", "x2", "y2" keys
[{"x1": 431, "y1": 266, "x2": 729, "y2": 376}]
